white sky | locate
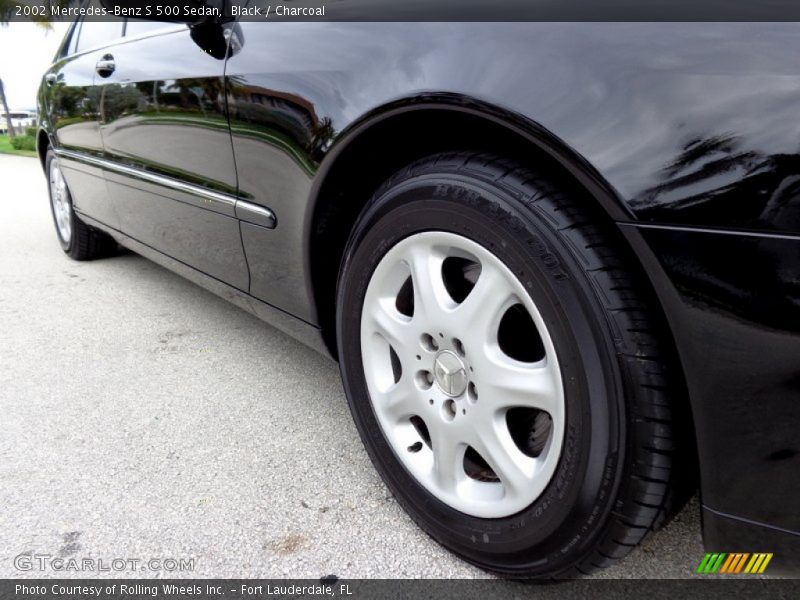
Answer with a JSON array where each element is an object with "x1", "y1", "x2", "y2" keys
[{"x1": 0, "y1": 23, "x2": 70, "y2": 109}]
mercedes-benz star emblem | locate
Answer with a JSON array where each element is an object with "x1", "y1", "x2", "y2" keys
[{"x1": 432, "y1": 350, "x2": 468, "y2": 397}]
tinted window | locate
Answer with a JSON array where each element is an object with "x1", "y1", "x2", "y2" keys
[
  {"x1": 75, "y1": 22, "x2": 124, "y2": 52},
  {"x1": 124, "y1": 19, "x2": 177, "y2": 38}
]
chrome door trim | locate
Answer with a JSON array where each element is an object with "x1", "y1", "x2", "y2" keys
[
  {"x1": 55, "y1": 148, "x2": 236, "y2": 215},
  {"x1": 54, "y1": 148, "x2": 276, "y2": 228},
  {"x1": 235, "y1": 199, "x2": 276, "y2": 229}
]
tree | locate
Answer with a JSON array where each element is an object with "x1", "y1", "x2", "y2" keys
[
  {"x1": 0, "y1": 0, "x2": 21, "y2": 24},
  {"x1": 1, "y1": 0, "x2": 75, "y2": 137},
  {"x1": 0, "y1": 77, "x2": 15, "y2": 137}
]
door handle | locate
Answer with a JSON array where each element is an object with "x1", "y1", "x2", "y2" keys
[
  {"x1": 95, "y1": 54, "x2": 115, "y2": 78},
  {"x1": 45, "y1": 73, "x2": 57, "y2": 86}
]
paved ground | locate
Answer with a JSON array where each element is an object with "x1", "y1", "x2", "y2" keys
[{"x1": 0, "y1": 154, "x2": 705, "y2": 580}]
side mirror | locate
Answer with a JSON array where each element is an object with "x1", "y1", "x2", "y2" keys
[{"x1": 190, "y1": 21, "x2": 244, "y2": 60}]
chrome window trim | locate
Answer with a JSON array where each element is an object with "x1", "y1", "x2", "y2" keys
[{"x1": 62, "y1": 22, "x2": 187, "y2": 59}]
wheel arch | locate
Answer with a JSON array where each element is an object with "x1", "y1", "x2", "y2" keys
[
  {"x1": 37, "y1": 127, "x2": 51, "y2": 171},
  {"x1": 308, "y1": 94, "x2": 634, "y2": 356}
]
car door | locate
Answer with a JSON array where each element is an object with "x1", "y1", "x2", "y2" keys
[
  {"x1": 223, "y1": 18, "x2": 332, "y2": 323},
  {"x1": 95, "y1": 20, "x2": 249, "y2": 291},
  {"x1": 43, "y1": 20, "x2": 123, "y2": 230}
]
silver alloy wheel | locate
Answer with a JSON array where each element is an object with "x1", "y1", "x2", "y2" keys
[
  {"x1": 49, "y1": 159, "x2": 71, "y2": 243},
  {"x1": 360, "y1": 231, "x2": 565, "y2": 518}
]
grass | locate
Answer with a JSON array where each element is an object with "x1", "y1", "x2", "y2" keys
[{"x1": 0, "y1": 135, "x2": 37, "y2": 158}]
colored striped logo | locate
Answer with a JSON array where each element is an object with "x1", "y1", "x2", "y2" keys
[{"x1": 696, "y1": 553, "x2": 773, "y2": 574}]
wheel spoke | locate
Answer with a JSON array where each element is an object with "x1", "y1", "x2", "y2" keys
[
  {"x1": 482, "y1": 360, "x2": 559, "y2": 415},
  {"x1": 472, "y1": 419, "x2": 533, "y2": 495},
  {"x1": 454, "y1": 262, "x2": 515, "y2": 337},
  {"x1": 428, "y1": 424, "x2": 466, "y2": 494},
  {"x1": 366, "y1": 301, "x2": 414, "y2": 354},
  {"x1": 405, "y1": 245, "x2": 446, "y2": 322},
  {"x1": 383, "y1": 380, "x2": 419, "y2": 422}
]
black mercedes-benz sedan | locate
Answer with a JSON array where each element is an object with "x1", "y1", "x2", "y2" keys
[{"x1": 36, "y1": 11, "x2": 800, "y2": 578}]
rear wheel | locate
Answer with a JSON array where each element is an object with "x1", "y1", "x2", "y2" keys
[
  {"x1": 46, "y1": 149, "x2": 116, "y2": 260},
  {"x1": 336, "y1": 152, "x2": 692, "y2": 578}
]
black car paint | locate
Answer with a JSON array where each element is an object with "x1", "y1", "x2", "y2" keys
[
  {"x1": 622, "y1": 224, "x2": 800, "y2": 568},
  {"x1": 99, "y1": 29, "x2": 251, "y2": 291},
  {"x1": 44, "y1": 40, "x2": 119, "y2": 228},
  {"x1": 38, "y1": 21, "x2": 800, "y2": 569}
]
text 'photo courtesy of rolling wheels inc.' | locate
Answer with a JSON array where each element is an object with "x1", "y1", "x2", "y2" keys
[{"x1": 1, "y1": 0, "x2": 799, "y2": 598}]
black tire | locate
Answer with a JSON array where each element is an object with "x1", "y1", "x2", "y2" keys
[
  {"x1": 336, "y1": 152, "x2": 693, "y2": 578},
  {"x1": 46, "y1": 149, "x2": 116, "y2": 261}
]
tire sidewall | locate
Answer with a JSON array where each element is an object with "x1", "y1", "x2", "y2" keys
[{"x1": 337, "y1": 172, "x2": 626, "y2": 575}]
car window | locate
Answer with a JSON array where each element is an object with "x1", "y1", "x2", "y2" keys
[
  {"x1": 124, "y1": 19, "x2": 177, "y2": 38},
  {"x1": 74, "y1": 21, "x2": 124, "y2": 53}
]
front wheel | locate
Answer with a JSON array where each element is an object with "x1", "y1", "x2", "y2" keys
[{"x1": 336, "y1": 153, "x2": 691, "y2": 578}]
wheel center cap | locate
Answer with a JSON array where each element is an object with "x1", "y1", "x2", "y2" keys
[{"x1": 432, "y1": 350, "x2": 468, "y2": 397}]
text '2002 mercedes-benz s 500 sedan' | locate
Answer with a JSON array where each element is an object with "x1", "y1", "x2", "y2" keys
[{"x1": 37, "y1": 5, "x2": 800, "y2": 578}]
